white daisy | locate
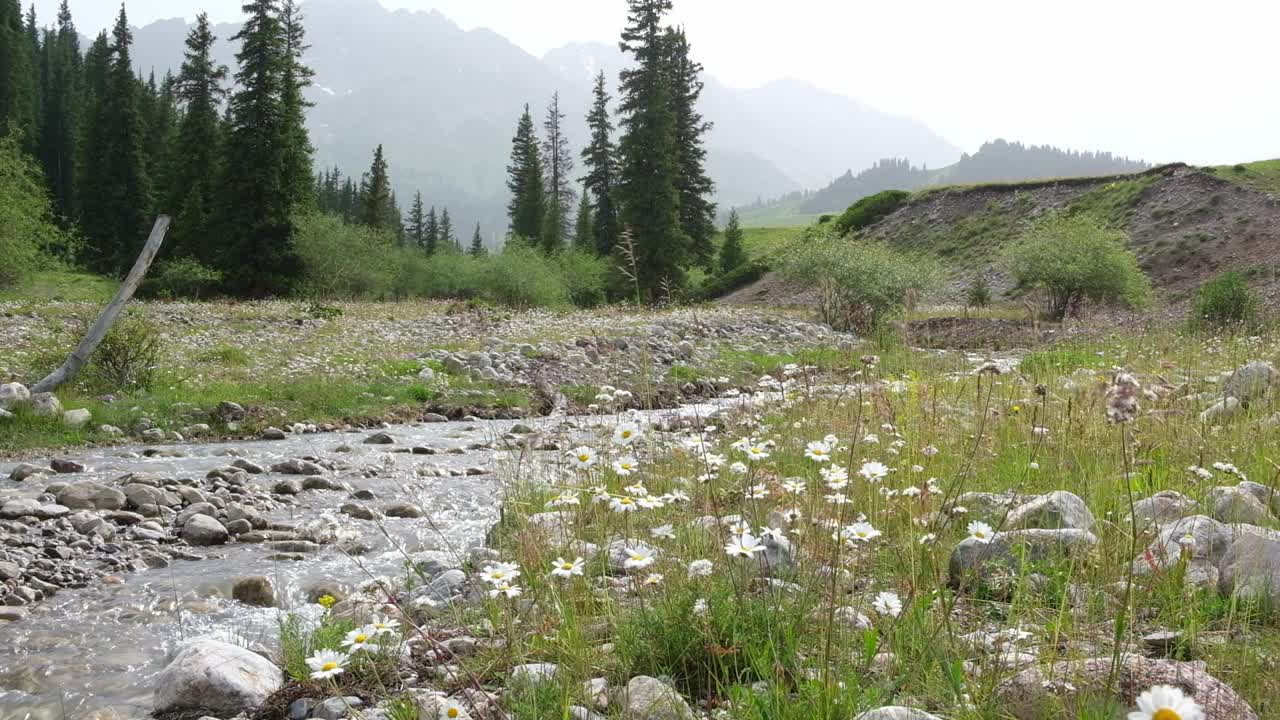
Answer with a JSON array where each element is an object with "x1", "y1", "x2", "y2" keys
[
  {"x1": 550, "y1": 556, "x2": 584, "y2": 579},
  {"x1": 967, "y1": 521, "x2": 995, "y2": 543},
  {"x1": 306, "y1": 649, "x2": 349, "y2": 680},
  {"x1": 613, "y1": 422, "x2": 642, "y2": 446},
  {"x1": 873, "y1": 591, "x2": 903, "y2": 617},
  {"x1": 568, "y1": 446, "x2": 597, "y2": 469},
  {"x1": 1128, "y1": 684, "x2": 1204, "y2": 720},
  {"x1": 725, "y1": 533, "x2": 766, "y2": 558}
]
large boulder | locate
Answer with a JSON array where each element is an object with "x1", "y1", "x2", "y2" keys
[
  {"x1": 9, "y1": 463, "x2": 51, "y2": 482},
  {"x1": 949, "y1": 529, "x2": 1097, "y2": 589},
  {"x1": 153, "y1": 639, "x2": 283, "y2": 715},
  {"x1": 232, "y1": 576, "x2": 276, "y2": 607},
  {"x1": 1005, "y1": 491, "x2": 1095, "y2": 531},
  {"x1": 1238, "y1": 481, "x2": 1280, "y2": 516},
  {"x1": 622, "y1": 676, "x2": 694, "y2": 720},
  {"x1": 56, "y1": 482, "x2": 127, "y2": 511},
  {"x1": 62, "y1": 408, "x2": 92, "y2": 427},
  {"x1": 1132, "y1": 515, "x2": 1233, "y2": 590},
  {"x1": 1223, "y1": 360, "x2": 1277, "y2": 403},
  {"x1": 997, "y1": 655, "x2": 1257, "y2": 720},
  {"x1": 1131, "y1": 490, "x2": 1198, "y2": 528},
  {"x1": 1206, "y1": 486, "x2": 1273, "y2": 525},
  {"x1": 29, "y1": 393, "x2": 62, "y2": 418},
  {"x1": 1218, "y1": 526, "x2": 1280, "y2": 607},
  {"x1": 0, "y1": 382, "x2": 30, "y2": 410}
]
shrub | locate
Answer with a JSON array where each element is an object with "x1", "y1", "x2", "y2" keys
[
  {"x1": 694, "y1": 259, "x2": 768, "y2": 301},
  {"x1": 1003, "y1": 213, "x2": 1150, "y2": 319},
  {"x1": 832, "y1": 189, "x2": 911, "y2": 236},
  {"x1": 484, "y1": 244, "x2": 572, "y2": 309},
  {"x1": 140, "y1": 257, "x2": 223, "y2": 299},
  {"x1": 0, "y1": 132, "x2": 67, "y2": 289},
  {"x1": 84, "y1": 314, "x2": 164, "y2": 391},
  {"x1": 1192, "y1": 271, "x2": 1260, "y2": 329},
  {"x1": 779, "y1": 233, "x2": 939, "y2": 333},
  {"x1": 293, "y1": 213, "x2": 399, "y2": 298},
  {"x1": 556, "y1": 249, "x2": 609, "y2": 308},
  {"x1": 966, "y1": 275, "x2": 992, "y2": 309}
]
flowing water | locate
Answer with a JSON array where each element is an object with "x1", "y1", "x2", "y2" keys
[{"x1": 0, "y1": 401, "x2": 744, "y2": 720}]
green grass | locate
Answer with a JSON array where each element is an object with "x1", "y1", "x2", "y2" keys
[
  {"x1": 1209, "y1": 159, "x2": 1280, "y2": 195},
  {"x1": 1066, "y1": 175, "x2": 1159, "y2": 227},
  {"x1": 0, "y1": 270, "x2": 117, "y2": 303}
]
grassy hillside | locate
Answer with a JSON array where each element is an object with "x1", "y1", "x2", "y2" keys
[{"x1": 1209, "y1": 159, "x2": 1280, "y2": 195}]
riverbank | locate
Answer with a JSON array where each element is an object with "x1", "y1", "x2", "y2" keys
[{"x1": 0, "y1": 300, "x2": 852, "y2": 457}]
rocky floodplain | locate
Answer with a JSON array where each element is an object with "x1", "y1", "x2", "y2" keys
[{"x1": 4, "y1": 311, "x2": 1280, "y2": 720}]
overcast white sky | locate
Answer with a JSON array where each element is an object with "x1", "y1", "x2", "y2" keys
[{"x1": 37, "y1": 0, "x2": 1280, "y2": 165}]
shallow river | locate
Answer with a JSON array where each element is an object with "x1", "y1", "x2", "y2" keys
[{"x1": 0, "y1": 401, "x2": 740, "y2": 720}]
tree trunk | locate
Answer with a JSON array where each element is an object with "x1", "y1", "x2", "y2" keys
[{"x1": 32, "y1": 216, "x2": 171, "y2": 394}]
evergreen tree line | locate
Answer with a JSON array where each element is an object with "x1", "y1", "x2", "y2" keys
[
  {"x1": 505, "y1": 0, "x2": 717, "y2": 299},
  {"x1": 0, "y1": 0, "x2": 315, "y2": 296}
]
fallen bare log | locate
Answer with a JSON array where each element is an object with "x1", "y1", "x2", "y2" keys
[{"x1": 32, "y1": 216, "x2": 171, "y2": 394}]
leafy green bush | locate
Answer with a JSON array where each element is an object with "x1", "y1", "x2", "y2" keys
[
  {"x1": 966, "y1": 275, "x2": 992, "y2": 308},
  {"x1": 556, "y1": 249, "x2": 609, "y2": 308},
  {"x1": 694, "y1": 259, "x2": 768, "y2": 301},
  {"x1": 1192, "y1": 271, "x2": 1260, "y2": 329},
  {"x1": 293, "y1": 212, "x2": 608, "y2": 308},
  {"x1": 0, "y1": 132, "x2": 68, "y2": 289},
  {"x1": 1003, "y1": 213, "x2": 1150, "y2": 319},
  {"x1": 832, "y1": 189, "x2": 911, "y2": 236},
  {"x1": 140, "y1": 257, "x2": 224, "y2": 299},
  {"x1": 84, "y1": 314, "x2": 164, "y2": 391},
  {"x1": 779, "y1": 233, "x2": 939, "y2": 333}
]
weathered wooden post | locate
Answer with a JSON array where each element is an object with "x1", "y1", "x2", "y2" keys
[{"x1": 32, "y1": 216, "x2": 171, "y2": 394}]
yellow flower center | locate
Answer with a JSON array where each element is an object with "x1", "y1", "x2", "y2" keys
[
  {"x1": 621, "y1": 498, "x2": 633, "y2": 505},
  {"x1": 561, "y1": 563, "x2": 573, "y2": 569},
  {"x1": 321, "y1": 662, "x2": 338, "y2": 671},
  {"x1": 578, "y1": 455, "x2": 590, "y2": 462},
  {"x1": 1152, "y1": 710, "x2": 1181, "y2": 720},
  {"x1": 447, "y1": 709, "x2": 460, "y2": 719},
  {"x1": 622, "y1": 431, "x2": 632, "y2": 438},
  {"x1": 974, "y1": 532, "x2": 986, "y2": 539},
  {"x1": 354, "y1": 634, "x2": 367, "y2": 643}
]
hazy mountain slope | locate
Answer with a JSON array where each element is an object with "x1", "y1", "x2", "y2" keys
[{"x1": 129, "y1": 0, "x2": 957, "y2": 235}]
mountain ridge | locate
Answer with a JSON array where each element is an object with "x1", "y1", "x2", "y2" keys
[{"x1": 125, "y1": 0, "x2": 962, "y2": 236}]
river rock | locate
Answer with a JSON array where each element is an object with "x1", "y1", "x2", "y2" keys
[
  {"x1": 950, "y1": 529, "x2": 1097, "y2": 589},
  {"x1": 50, "y1": 458, "x2": 86, "y2": 474},
  {"x1": 997, "y1": 655, "x2": 1257, "y2": 719},
  {"x1": 175, "y1": 502, "x2": 218, "y2": 526},
  {"x1": 232, "y1": 576, "x2": 276, "y2": 607},
  {"x1": 56, "y1": 482, "x2": 126, "y2": 511},
  {"x1": 1005, "y1": 491, "x2": 1095, "y2": 531},
  {"x1": 153, "y1": 639, "x2": 284, "y2": 715},
  {"x1": 182, "y1": 515, "x2": 229, "y2": 546},
  {"x1": 409, "y1": 568, "x2": 466, "y2": 605},
  {"x1": 1133, "y1": 515, "x2": 1235, "y2": 590},
  {"x1": 423, "y1": 413, "x2": 449, "y2": 423},
  {"x1": 341, "y1": 503, "x2": 379, "y2": 520},
  {"x1": 231, "y1": 458, "x2": 265, "y2": 474},
  {"x1": 313, "y1": 696, "x2": 363, "y2": 720},
  {"x1": 261, "y1": 426, "x2": 287, "y2": 440},
  {"x1": 272, "y1": 458, "x2": 326, "y2": 475},
  {"x1": 124, "y1": 483, "x2": 180, "y2": 510},
  {"x1": 302, "y1": 476, "x2": 345, "y2": 491},
  {"x1": 0, "y1": 408, "x2": 12, "y2": 420},
  {"x1": 0, "y1": 382, "x2": 30, "y2": 410},
  {"x1": 1206, "y1": 486, "x2": 1273, "y2": 525},
  {"x1": 217, "y1": 401, "x2": 246, "y2": 422},
  {"x1": 364, "y1": 431, "x2": 395, "y2": 444},
  {"x1": 29, "y1": 393, "x2": 61, "y2": 417},
  {"x1": 0, "y1": 499, "x2": 69, "y2": 520},
  {"x1": 622, "y1": 675, "x2": 693, "y2": 720},
  {"x1": 273, "y1": 479, "x2": 302, "y2": 495},
  {"x1": 759, "y1": 536, "x2": 796, "y2": 576},
  {"x1": 855, "y1": 709, "x2": 942, "y2": 720},
  {"x1": 385, "y1": 502, "x2": 424, "y2": 518},
  {"x1": 9, "y1": 463, "x2": 50, "y2": 482},
  {"x1": 1223, "y1": 360, "x2": 1277, "y2": 403},
  {"x1": 62, "y1": 408, "x2": 92, "y2": 427}
]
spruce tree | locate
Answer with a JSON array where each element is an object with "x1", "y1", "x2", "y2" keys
[
  {"x1": 439, "y1": 206, "x2": 454, "y2": 250},
  {"x1": 719, "y1": 208, "x2": 746, "y2": 274},
  {"x1": 78, "y1": 30, "x2": 108, "y2": 232},
  {"x1": 505, "y1": 104, "x2": 544, "y2": 243},
  {"x1": 540, "y1": 92, "x2": 574, "y2": 252},
  {"x1": 169, "y1": 11, "x2": 228, "y2": 263},
  {"x1": 574, "y1": 193, "x2": 593, "y2": 251},
  {"x1": 666, "y1": 28, "x2": 716, "y2": 268},
  {"x1": 580, "y1": 71, "x2": 619, "y2": 256},
  {"x1": 143, "y1": 71, "x2": 179, "y2": 218},
  {"x1": 360, "y1": 144, "x2": 393, "y2": 230},
  {"x1": 81, "y1": 5, "x2": 151, "y2": 275},
  {"x1": 617, "y1": 0, "x2": 686, "y2": 298},
  {"x1": 221, "y1": 0, "x2": 299, "y2": 295},
  {"x1": 424, "y1": 205, "x2": 439, "y2": 255},
  {"x1": 0, "y1": 0, "x2": 38, "y2": 149},
  {"x1": 278, "y1": 0, "x2": 314, "y2": 208},
  {"x1": 37, "y1": 0, "x2": 79, "y2": 220},
  {"x1": 407, "y1": 190, "x2": 425, "y2": 250},
  {"x1": 469, "y1": 222, "x2": 485, "y2": 256}
]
